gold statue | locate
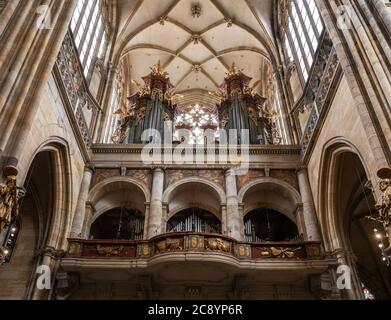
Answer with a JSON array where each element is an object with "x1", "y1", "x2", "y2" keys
[
  {"x1": 375, "y1": 178, "x2": 391, "y2": 225},
  {"x1": 150, "y1": 60, "x2": 169, "y2": 78},
  {"x1": 0, "y1": 176, "x2": 20, "y2": 232},
  {"x1": 225, "y1": 62, "x2": 241, "y2": 77},
  {"x1": 131, "y1": 80, "x2": 150, "y2": 97}
]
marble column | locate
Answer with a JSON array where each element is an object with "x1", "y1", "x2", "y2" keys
[
  {"x1": 70, "y1": 166, "x2": 93, "y2": 238},
  {"x1": 225, "y1": 168, "x2": 241, "y2": 240},
  {"x1": 147, "y1": 168, "x2": 164, "y2": 238},
  {"x1": 297, "y1": 168, "x2": 321, "y2": 241}
]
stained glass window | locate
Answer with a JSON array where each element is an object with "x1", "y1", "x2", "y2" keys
[{"x1": 174, "y1": 105, "x2": 219, "y2": 145}]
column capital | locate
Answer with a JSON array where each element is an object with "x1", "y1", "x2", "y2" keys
[
  {"x1": 296, "y1": 165, "x2": 308, "y2": 173},
  {"x1": 151, "y1": 166, "x2": 165, "y2": 173},
  {"x1": 225, "y1": 167, "x2": 236, "y2": 177},
  {"x1": 85, "y1": 163, "x2": 95, "y2": 173}
]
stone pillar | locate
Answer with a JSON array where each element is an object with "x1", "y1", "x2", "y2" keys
[
  {"x1": 0, "y1": 1, "x2": 77, "y2": 158},
  {"x1": 274, "y1": 67, "x2": 298, "y2": 144},
  {"x1": 371, "y1": 0, "x2": 391, "y2": 37},
  {"x1": 93, "y1": 62, "x2": 119, "y2": 143},
  {"x1": 221, "y1": 204, "x2": 227, "y2": 235},
  {"x1": 143, "y1": 203, "x2": 150, "y2": 239},
  {"x1": 238, "y1": 203, "x2": 245, "y2": 240},
  {"x1": 333, "y1": 249, "x2": 363, "y2": 300},
  {"x1": 147, "y1": 168, "x2": 164, "y2": 238},
  {"x1": 70, "y1": 167, "x2": 93, "y2": 238},
  {"x1": 315, "y1": 0, "x2": 391, "y2": 168},
  {"x1": 297, "y1": 168, "x2": 321, "y2": 241},
  {"x1": 81, "y1": 202, "x2": 95, "y2": 239},
  {"x1": 225, "y1": 169, "x2": 241, "y2": 240}
]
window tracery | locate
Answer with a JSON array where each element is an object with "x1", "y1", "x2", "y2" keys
[
  {"x1": 280, "y1": 0, "x2": 324, "y2": 82},
  {"x1": 174, "y1": 104, "x2": 219, "y2": 145},
  {"x1": 70, "y1": 0, "x2": 109, "y2": 81}
]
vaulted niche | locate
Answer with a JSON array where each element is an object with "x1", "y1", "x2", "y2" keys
[
  {"x1": 244, "y1": 209, "x2": 299, "y2": 242},
  {"x1": 335, "y1": 153, "x2": 391, "y2": 299},
  {"x1": 90, "y1": 207, "x2": 144, "y2": 240},
  {"x1": 167, "y1": 208, "x2": 221, "y2": 234}
]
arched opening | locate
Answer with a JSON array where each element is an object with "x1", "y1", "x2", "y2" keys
[
  {"x1": 334, "y1": 152, "x2": 391, "y2": 299},
  {"x1": 167, "y1": 207, "x2": 221, "y2": 234},
  {"x1": 90, "y1": 207, "x2": 144, "y2": 240},
  {"x1": 0, "y1": 151, "x2": 55, "y2": 299},
  {"x1": 87, "y1": 178, "x2": 150, "y2": 240},
  {"x1": 244, "y1": 208, "x2": 299, "y2": 242},
  {"x1": 239, "y1": 179, "x2": 302, "y2": 238},
  {"x1": 163, "y1": 179, "x2": 225, "y2": 233}
]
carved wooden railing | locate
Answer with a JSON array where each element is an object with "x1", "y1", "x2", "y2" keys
[{"x1": 66, "y1": 232, "x2": 322, "y2": 261}]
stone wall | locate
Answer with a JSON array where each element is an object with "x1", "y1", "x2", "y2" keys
[{"x1": 307, "y1": 75, "x2": 377, "y2": 223}]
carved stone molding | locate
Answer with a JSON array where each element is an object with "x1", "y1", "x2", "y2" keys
[
  {"x1": 55, "y1": 31, "x2": 101, "y2": 149},
  {"x1": 164, "y1": 169, "x2": 225, "y2": 190},
  {"x1": 298, "y1": 33, "x2": 341, "y2": 159}
]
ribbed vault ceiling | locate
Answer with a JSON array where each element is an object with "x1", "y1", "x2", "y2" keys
[{"x1": 115, "y1": 0, "x2": 277, "y2": 110}]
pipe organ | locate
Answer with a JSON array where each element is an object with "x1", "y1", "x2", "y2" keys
[
  {"x1": 112, "y1": 62, "x2": 177, "y2": 144},
  {"x1": 167, "y1": 208, "x2": 221, "y2": 234},
  {"x1": 214, "y1": 63, "x2": 279, "y2": 145}
]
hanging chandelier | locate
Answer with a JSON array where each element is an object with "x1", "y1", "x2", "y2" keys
[{"x1": 0, "y1": 161, "x2": 25, "y2": 265}]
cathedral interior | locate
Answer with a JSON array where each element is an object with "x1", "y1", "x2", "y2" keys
[{"x1": 0, "y1": 0, "x2": 390, "y2": 300}]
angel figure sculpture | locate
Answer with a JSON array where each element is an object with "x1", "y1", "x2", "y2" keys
[
  {"x1": 375, "y1": 178, "x2": 391, "y2": 227},
  {"x1": 0, "y1": 176, "x2": 23, "y2": 233}
]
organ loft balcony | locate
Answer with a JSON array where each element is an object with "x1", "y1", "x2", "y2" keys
[{"x1": 61, "y1": 232, "x2": 331, "y2": 298}]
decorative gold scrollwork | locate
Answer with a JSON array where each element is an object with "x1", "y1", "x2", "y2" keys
[
  {"x1": 96, "y1": 245, "x2": 124, "y2": 256},
  {"x1": 136, "y1": 107, "x2": 147, "y2": 124},
  {"x1": 156, "y1": 238, "x2": 182, "y2": 252},
  {"x1": 206, "y1": 238, "x2": 231, "y2": 253},
  {"x1": 151, "y1": 88, "x2": 164, "y2": 101},
  {"x1": 163, "y1": 112, "x2": 171, "y2": 122},
  {"x1": 247, "y1": 107, "x2": 258, "y2": 124},
  {"x1": 270, "y1": 247, "x2": 301, "y2": 259},
  {"x1": 131, "y1": 80, "x2": 150, "y2": 97},
  {"x1": 220, "y1": 111, "x2": 229, "y2": 128}
]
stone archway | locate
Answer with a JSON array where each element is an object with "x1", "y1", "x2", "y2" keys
[
  {"x1": 0, "y1": 141, "x2": 72, "y2": 300},
  {"x1": 318, "y1": 141, "x2": 391, "y2": 300},
  {"x1": 162, "y1": 177, "x2": 226, "y2": 233},
  {"x1": 238, "y1": 177, "x2": 303, "y2": 238},
  {"x1": 87, "y1": 177, "x2": 150, "y2": 239}
]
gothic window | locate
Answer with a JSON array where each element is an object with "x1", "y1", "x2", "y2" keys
[
  {"x1": 70, "y1": 0, "x2": 108, "y2": 80},
  {"x1": 282, "y1": 0, "x2": 324, "y2": 82},
  {"x1": 174, "y1": 105, "x2": 219, "y2": 145}
]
